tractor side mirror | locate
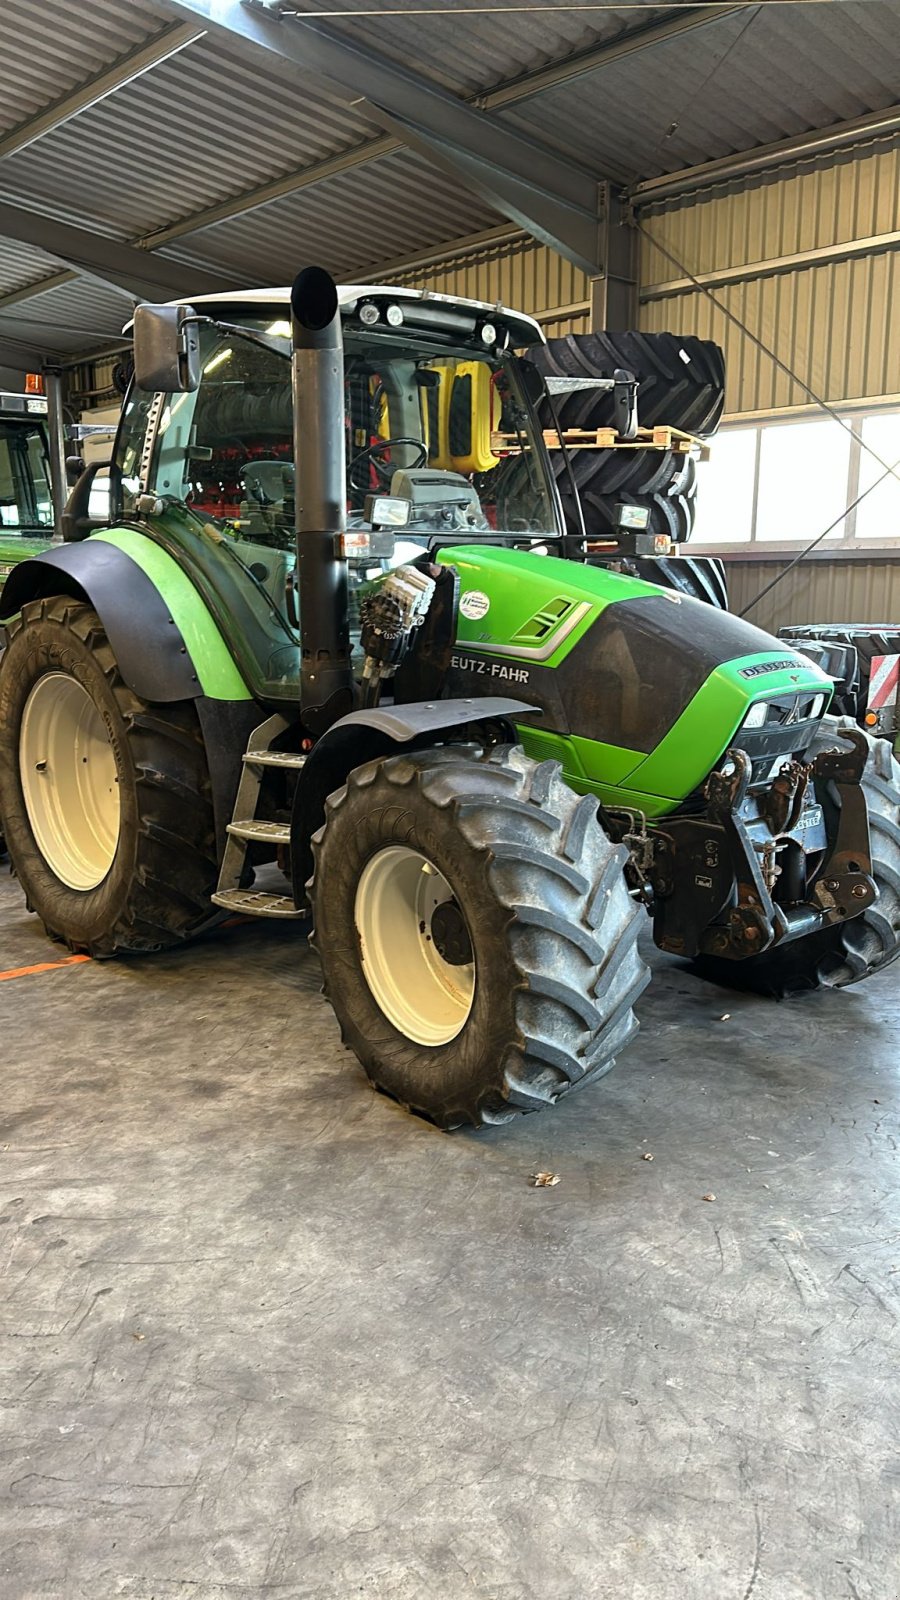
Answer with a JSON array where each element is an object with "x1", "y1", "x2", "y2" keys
[
  {"x1": 65, "y1": 454, "x2": 85, "y2": 485},
  {"x1": 61, "y1": 460, "x2": 113, "y2": 541},
  {"x1": 133, "y1": 303, "x2": 200, "y2": 393}
]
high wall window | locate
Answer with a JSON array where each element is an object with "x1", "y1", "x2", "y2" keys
[{"x1": 692, "y1": 407, "x2": 900, "y2": 551}]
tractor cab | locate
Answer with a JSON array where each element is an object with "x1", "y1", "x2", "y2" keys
[
  {"x1": 0, "y1": 390, "x2": 55, "y2": 581},
  {"x1": 114, "y1": 285, "x2": 555, "y2": 557},
  {"x1": 102, "y1": 286, "x2": 562, "y2": 698}
]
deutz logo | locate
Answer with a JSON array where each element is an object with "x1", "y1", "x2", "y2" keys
[{"x1": 739, "y1": 659, "x2": 800, "y2": 679}]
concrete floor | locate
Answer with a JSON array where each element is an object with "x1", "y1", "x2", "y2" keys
[{"x1": 0, "y1": 868, "x2": 898, "y2": 1600}]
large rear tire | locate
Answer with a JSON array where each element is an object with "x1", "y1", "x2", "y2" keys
[
  {"x1": 694, "y1": 718, "x2": 900, "y2": 996},
  {"x1": 606, "y1": 554, "x2": 728, "y2": 610},
  {"x1": 533, "y1": 332, "x2": 726, "y2": 436},
  {"x1": 310, "y1": 744, "x2": 650, "y2": 1128},
  {"x1": 0, "y1": 595, "x2": 218, "y2": 955}
]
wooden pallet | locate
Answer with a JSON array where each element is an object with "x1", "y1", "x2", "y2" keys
[{"x1": 491, "y1": 425, "x2": 711, "y2": 461}]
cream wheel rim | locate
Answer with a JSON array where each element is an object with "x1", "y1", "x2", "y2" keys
[
  {"x1": 19, "y1": 672, "x2": 121, "y2": 891},
  {"x1": 354, "y1": 845, "x2": 476, "y2": 1046}
]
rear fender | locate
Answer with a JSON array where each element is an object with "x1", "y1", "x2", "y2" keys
[{"x1": 0, "y1": 535, "x2": 248, "y2": 704}]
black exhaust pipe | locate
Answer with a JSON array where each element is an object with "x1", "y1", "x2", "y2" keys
[{"x1": 290, "y1": 266, "x2": 354, "y2": 737}]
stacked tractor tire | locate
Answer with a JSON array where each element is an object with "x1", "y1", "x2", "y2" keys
[{"x1": 530, "y1": 331, "x2": 727, "y2": 608}]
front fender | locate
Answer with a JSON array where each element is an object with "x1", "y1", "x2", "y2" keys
[{"x1": 289, "y1": 696, "x2": 537, "y2": 903}]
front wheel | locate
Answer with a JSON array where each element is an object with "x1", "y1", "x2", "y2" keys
[{"x1": 309, "y1": 744, "x2": 650, "y2": 1128}]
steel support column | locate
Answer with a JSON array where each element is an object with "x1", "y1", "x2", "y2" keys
[
  {"x1": 42, "y1": 368, "x2": 69, "y2": 538},
  {"x1": 590, "y1": 188, "x2": 639, "y2": 331}
]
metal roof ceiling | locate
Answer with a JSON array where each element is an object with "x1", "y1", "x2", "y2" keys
[
  {"x1": 168, "y1": 148, "x2": 500, "y2": 284},
  {"x1": 0, "y1": 37, "x2": 379, "y2": 239},
  {"x1": 0, "y1": 0, "x2": 898, "y2": 367},
  {"x1": 289, "y1": 0, "x2": 681, "y2": 98},
  {"x1": 498, "y1": 2, "x2": 900, "y2": 180},
  {"x1": 0, "y1": 0, "x2": 175, "y2": 135}
]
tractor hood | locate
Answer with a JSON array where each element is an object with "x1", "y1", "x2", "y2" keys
[{"x1": 437, "y1": 546, "x2": 833, "y2": 814}]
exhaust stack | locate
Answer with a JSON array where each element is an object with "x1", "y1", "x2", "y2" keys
[{"x1": 290, "y1": 266, "x2": 353, "y2": 736}]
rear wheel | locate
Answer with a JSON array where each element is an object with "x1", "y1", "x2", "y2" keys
[
  {"x1": 0, "y1": 595, "x2": 218, "y2": 954},
  {"x1": 533, "y1": 332, "x2": 726, "y2": 435},
  {"x1": 694, "y1": 718, "x2": 900, "y2": 995},
  {"x1": 618, "y1": 554, "x2": 728, "y2": 610},
  {"x1": 310, "y1": 744, "x2": 650, "y2": 1128}
]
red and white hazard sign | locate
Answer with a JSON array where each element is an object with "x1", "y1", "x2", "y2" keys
[{"x1": 868, "y1": 654, "x2": 900, "y2": 712}]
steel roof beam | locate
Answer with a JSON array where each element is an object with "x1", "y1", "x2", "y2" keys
[
  {"x1": 482, "y1": 3, "x2": 747, "y2": 111},
  {"x1": 0, "y1": 203, "x2": 251, "y2": 302},
  {"x1": 0, "y1": 270, "x2": 79, "y2": 314},
  {"x1": 0, "y1": 333, "x2": 52, "y2": 368},
  {"x1": 145, "y1": 3, "x2": 744, "y2": 251},
  {"x1": 163, "y1": 0, "x2": 606, "y2": 274},
  {"x1": 140, "y1": 134, "x2": 398, "y2": 249},
  {"x1": 0, "y1": 20, "x2": 206, "y2": 163}
]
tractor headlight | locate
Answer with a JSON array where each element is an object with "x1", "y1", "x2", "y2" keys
[
  {"x1": 742, "y1": 701, "x2": 769, "y2": 730},
  {"x1": 810, "y1": 693, "x2": 826, "y2": 719}
]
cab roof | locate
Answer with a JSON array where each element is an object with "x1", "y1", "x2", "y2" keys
[{"x1": 128, "y1": 284, "x2": 544, "y2": 348}]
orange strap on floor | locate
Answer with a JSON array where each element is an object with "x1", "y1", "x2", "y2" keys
[{"x1": 0, "y1": 954, "x2": 90, "y2": 983}]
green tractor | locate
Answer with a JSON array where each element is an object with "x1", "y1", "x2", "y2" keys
[
  {"x1": 0, "y1": 388, "x2": 58, "y2": 858},
  {"x1": 0, "y1": 269, "x2": 897, "y2": 1128}
]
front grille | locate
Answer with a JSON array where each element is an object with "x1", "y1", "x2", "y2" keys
[
  {"x1": 747, "y1": 693, "x2": 823, "y2": 729},
  {"x1": 732, "y1": 695, "x2": 822, "y2": 787}
]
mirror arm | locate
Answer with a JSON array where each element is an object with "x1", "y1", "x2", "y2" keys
[
  {"x1": 61, "y1": 460, "x2": 115, "y2": 542},
  {"x1": 184, "y1": 315, "x2": 291, "y2": 363}
]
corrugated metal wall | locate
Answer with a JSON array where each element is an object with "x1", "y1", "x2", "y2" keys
[
  {"x1": 724, "y1": 558, "x2": 900, "y2": 635},
  {"x1": 391, "y1": 233, "x2": 590, "y2": 339},
  {"x1": 637, "y1": 137, "x2": 900, "y2": 416}
]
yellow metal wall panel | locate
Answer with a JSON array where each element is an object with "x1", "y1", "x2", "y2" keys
[
  {"x1": 392, "y1": 235, "x2": 590, "y2": 335},
  {"x1": 724, "y1": 559, "x2": 900, "y2": 634},
  {"x1": 638, "y1": 138, "x2": 900, "y2": 415}
]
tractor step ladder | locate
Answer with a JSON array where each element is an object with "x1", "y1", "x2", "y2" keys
[{"x1": 211, "y1": 712, "x2": 308, "y2": 920}]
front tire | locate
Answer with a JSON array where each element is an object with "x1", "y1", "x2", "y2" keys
[
  {"x1": 310, "y1": 744, "x2": 650, "y2": 1128},
  {"x1": 0, "y1": 595, "x2": 218, "y2": 954}
]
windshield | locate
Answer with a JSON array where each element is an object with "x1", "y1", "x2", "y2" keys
[
  {"x1": 0, "y1": 418, "x2": 52, "y2": 533},
  {"x1": 118, "y1": 314, "x2": 558, "y2": 549}
]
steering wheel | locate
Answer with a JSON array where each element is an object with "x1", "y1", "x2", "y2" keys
[{"x1": 349, "y1": 436, "x2": 427, "y2": 493}]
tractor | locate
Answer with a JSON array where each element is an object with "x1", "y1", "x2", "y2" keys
[
  {"x1": 0, "y1": 268, "x2": 897, "y2": 1128},
  {"x1": 0, "y1": 388, "x2": 56, "y2": 582}
]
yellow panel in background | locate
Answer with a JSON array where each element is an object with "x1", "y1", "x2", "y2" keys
[{"x1": 447, "y1": 361, "x2": 501, "y2": 475}]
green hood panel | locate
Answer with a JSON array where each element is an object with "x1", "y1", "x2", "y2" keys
[
  {"x1": 93, "y1": 528, "x2": 252, "y2": 701},
  {"x1": 438, "y1": 545, "x2": 660, "y2": 668},
  {"x1": 438, "y1": 545, "x2": 835, "y2": 812},
  {"x1": 624, "y1": 651, "x2": 832, "y2": 802}
]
